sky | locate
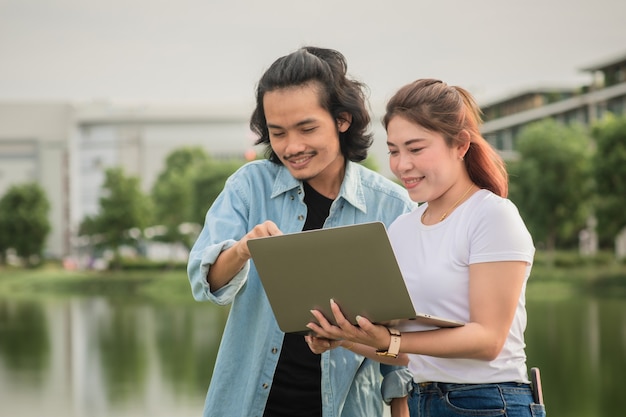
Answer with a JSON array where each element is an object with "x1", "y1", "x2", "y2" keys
[{"x1": 1, "y1": 0, "x2": 626, "y2": 112}]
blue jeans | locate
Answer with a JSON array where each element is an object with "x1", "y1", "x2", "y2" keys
[{"x1": 409, "y1": 381, "x2": 546, "y2": 417}]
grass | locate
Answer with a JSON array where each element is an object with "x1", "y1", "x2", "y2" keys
[
  {"x1": 525, "y1": 250, "x2": 626, "y2": 301},
  {"x1": 0, "y1": 263, "x2": 195, "y2": 304},
  {"x1": 1, "y1": 250, "x2": 625, "y2": 303}
]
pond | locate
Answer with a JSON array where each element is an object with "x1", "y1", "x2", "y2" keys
[{"x1": 1, "y1": 292, "x2": 625, "y2": 416}]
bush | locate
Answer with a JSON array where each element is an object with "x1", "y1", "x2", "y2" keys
[
  {"x1": 117, "y1": 257, "x2": 187, "y2": 271},
  {"x1": 534, "y1": 250, "x2": 616, "y2": 268}
]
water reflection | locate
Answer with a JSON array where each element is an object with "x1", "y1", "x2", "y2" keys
[
  {"x1": 1, "y1": 295, "x2": 625, "y2": 417},
  {"x1": 0, "y1": 297, "x2": 227, "y2": 417},
  {"x1": 525, "y1": 298, "x2": 626, "y2": 417},
  {"x1": 0, "y1": 299, "x2": 49, "y2": 374}
]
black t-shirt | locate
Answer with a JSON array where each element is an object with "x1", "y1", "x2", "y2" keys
[{"x1": 262, "y1": 182, "x2": 333, "y2": 417}]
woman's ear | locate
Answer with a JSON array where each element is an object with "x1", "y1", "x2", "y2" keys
[
  {"x1": 337, "y1": 112, "x2": 352, "y2": 133},
  {"x1": 457, "y1": 130, "x2": 471, "y2": 158}
]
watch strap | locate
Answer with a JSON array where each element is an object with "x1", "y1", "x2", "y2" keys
[{"x1": 376, "y1": 328, "x2": 401, "y2": 358}]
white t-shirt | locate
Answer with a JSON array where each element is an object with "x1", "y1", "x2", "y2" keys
[{"x1": 388, "y1": 189, "x2": 535, "y2": 384}]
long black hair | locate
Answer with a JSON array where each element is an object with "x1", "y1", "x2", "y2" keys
[{"x1": 250, "y1": 46, "x2": 373, "y2": 164}]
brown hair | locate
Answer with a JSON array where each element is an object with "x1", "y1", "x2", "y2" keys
[{"x1": 383, "y1": 79, "x2": 508, "y2": 197}]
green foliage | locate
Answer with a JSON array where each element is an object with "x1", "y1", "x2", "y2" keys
[
  {"x1": 80, "y1": 167, "x2": 153, "y2": 257},
  {"x1": 151, "y1": 147, "x2": 245, "y2": 246},
  {"x1": 151, "y1": 147, "x2": 211, "y2": 249},
  {"x1": 117, "y1": 257, "x2": 187, "y2": 271},
  {"x1": 190, "y1": 157, "x2": 245, "y2": 224},
  {"x1": 0, "y1": 183, "x2": 51, "y2": 266},
  {"x1": 533, "y1": 249, "x2": 615, "y2": 268},
  {"x1": 508, "y1": 118, "x2": 594, "y2": 251},
  {"x1": 591, "y1": 113, "x2": 626, "y2": 244}
]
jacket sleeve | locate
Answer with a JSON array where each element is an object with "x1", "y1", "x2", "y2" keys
[
  {"x1": 380, "y1": 364, "x2": 413, "y2": 404},
  {"x1": 186, "y1": 171, "x2": 252, "y2": 305},
  {"x1": 187, "y1": 238, "x2": 251, "y2": 304}
]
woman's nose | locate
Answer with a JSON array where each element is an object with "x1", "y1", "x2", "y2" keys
[{"x1": 396, "y1": 152, "x2": 413, "y2": 172}]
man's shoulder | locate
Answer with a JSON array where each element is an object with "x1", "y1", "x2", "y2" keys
[
  {"x1": 228, "y1": 159, "x2": 280, "y2": 183},
  {"x1": 353, "y1": 164, "x2": 412, "y2": 201}
]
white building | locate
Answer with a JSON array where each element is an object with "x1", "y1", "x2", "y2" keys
[
  {"x1": 0, "y1": 101, "x2": 256, "y2": 259},
  {"x1": 72, "y1": 102, "x2": 256, "y2": 219},
  {"x1": 0, "y1": 102, "x2": 74, "y2": 258}
]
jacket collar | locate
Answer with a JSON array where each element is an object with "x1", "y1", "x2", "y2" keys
[{"x1": 271, "y1": 161, "x2": 367, "y2": 213}]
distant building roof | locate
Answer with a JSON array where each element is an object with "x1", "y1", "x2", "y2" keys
[
  {"x1": 479, "y1": 85, "x2": 579, "y2": 109},
  {"x1": 579, "y1": 50, "x2": 626, "y2": 72}
]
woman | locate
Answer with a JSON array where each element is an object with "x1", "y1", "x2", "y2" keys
[{"x1": 306, "y1": 79, "x2": 545, "y2": 417}]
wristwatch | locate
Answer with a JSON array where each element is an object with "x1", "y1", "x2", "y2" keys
[{"x1": 376, "y1": 328, "x2": 401, "y2": 358}]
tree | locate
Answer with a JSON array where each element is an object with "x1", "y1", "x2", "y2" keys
[
  {"x1": 190, "y1": 157, "x2": 245, "y2": 225},
  {"x1": 508, "y1": 118, "x2": 594, "y2": 251},
  {"x1": 591, "y1": 113, "x2": 626, "y2": 246},
  {"x1": 151, "y1": 147, "x2": 210, "y2": 249},
  {"x1": 151, "y1": 147, "x2": 245, "y2": 248},
  {"x1": 0, "y1": 183, "x2": 51, "y2": 266},
  {"x1": 80, "y1": 167, "x2": 153, "y2": 263}
]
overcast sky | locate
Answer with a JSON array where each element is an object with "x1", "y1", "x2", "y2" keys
[{"x1": 1, "y1": 0, "x2": 625, "y2": 111}]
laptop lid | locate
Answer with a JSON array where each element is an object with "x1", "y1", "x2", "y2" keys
[{"x1": 247, "y1": 221, "x2": 464, "y2": 334}]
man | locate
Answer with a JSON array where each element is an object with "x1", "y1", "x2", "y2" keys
[{"x1": 187, "y1": 46, "x2": 414, "y2": 417}]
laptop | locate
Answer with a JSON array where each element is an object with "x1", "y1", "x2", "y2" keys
[{"x1": 247, "y1": 221, "x2": 465, "y2": 334}]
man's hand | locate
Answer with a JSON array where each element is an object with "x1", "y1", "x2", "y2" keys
[
  {"x1": 233, "y1": 220, "x2": 283, "y2": 261},
  {"x1": 208, "y1": 220, "x2": 282, "y2": 291},
  {"x1": 390, "y1": 396, "x2": 409, "y2": 417},
  {"x1": 304, "y1": 334, "x2": 346, "y2": 354}
]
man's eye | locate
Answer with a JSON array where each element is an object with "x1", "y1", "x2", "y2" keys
[{"x1": 270, "y1": 131, "x2": 285, "y2": 138}]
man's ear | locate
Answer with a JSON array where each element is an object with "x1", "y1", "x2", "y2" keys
[{"x1": 337, "y1": 112, "x2": 352, "y2": 133}]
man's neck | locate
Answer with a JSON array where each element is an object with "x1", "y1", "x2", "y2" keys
[{"x1": 305, "y1": 162, "x2": 346, "y2": 200}]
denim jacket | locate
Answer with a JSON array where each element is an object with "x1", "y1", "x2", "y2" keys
[{"x1": 187, "y1": 160, "x2": 416, "y2": 417}]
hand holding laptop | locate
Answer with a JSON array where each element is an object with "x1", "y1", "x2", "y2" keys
[
  {"x1": 306, "y1": 298, "x2": 394, "y2": 352},
  {"x1": 247, "y1": 222, "x2": 464, "y2": 334}
]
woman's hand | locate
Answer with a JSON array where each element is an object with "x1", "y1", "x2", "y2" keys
[
  {"x1": 306, "y1": 299, "x2": 392, "y2": 351},
  {"x1": 305, "y1": 300, "x2": 409, "y2": 365}
]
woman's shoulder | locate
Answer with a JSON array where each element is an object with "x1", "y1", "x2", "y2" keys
[
  {"x1": 467, "y1": 190, "x2": 530, "y2": 237},
  {"x1": 471, "y1": 190, "x2": 522, "y2": 218}
]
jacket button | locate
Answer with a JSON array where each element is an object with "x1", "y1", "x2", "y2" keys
[
  {"x1": 272, "y1": 347, "x2": 278, "y2": 354},
  {"x1": 298, "y1": 215, "x2": 304, "y2": 221},
  {"x1": 262, "y1": 383, "x2": 269, "y2": 389}
]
